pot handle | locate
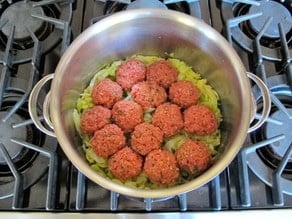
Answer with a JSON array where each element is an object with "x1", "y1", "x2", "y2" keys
[
  {"x1": 247, "y1": 72, "x2": 271, "y2": 133},
  {"x1": 28, "y1": 74, "x2": 56, "y2": 137}
]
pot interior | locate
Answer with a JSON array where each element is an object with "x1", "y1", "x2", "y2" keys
[{"x1": 51, "y1": 9, "x2": 251, "y2": 197}]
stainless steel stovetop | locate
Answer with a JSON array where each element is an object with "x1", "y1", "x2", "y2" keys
[{"x1": 0, "y1": 0, "x2": 291, "y2": 217}]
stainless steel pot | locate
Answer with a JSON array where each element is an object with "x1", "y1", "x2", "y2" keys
[{"x1": 29, "y1": 9, "x2": 271, "y2": 198}]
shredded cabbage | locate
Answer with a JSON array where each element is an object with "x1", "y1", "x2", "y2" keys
[
  {"x1": 73, "y1": 55, "x2": 222, "y2": 188},
  {"x1": 131, "y1": 54, "x2": 162, "y2": 66}
]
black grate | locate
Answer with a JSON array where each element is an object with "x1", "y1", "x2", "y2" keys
[
  {"x1": 0, "y1": 0, "x2": 291, "y2": 213},
  {"x1": 220, "y1": 0, "x2": 292, "y2": 209},
  {"x1": 0, "y1": 0, "x2": 74, "y2": 211}
]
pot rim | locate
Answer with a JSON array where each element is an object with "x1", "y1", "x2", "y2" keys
[{"x1": 50, "y1": 9, "x2": 251, "y2": 198}]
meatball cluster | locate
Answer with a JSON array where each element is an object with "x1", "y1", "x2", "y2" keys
[{"x1": 79, "y1": 58, "x2": 219, "y2": 184}]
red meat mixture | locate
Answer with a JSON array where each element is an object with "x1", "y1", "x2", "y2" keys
[
  {"x1": 80, "y1": 105, "x2": 111, "y2": 134},
  {"x1": 169, "y1": 80, "x2": 201, "y2": 108},
  {"x1": 91, "y1": 78, "x2": 123, "y2": 108},
  {"x1": 116, "y1": 59, "x2": 146, "y2": 90},
  {"x1": 130, "y1": 122, "x2": 163, "y2": 156},
  {"x1": 90, "y1": 124, "x2": 126, "y2": 158},
  {"x1": 112, "y1": 100, "x2": 143, "y2": 132},
  {"x1": 143, "y1": 149, "x2": 179, "y2": 184},
  {"x1": 108, "y1": 147, "x2": 143, "y2": 181},
  {"x1": 152, "y1": 103, "x2": 184, "y2": 137},
  {"x1": 184, "y1": 104, "x2": 218, "y2": 135},
  {"x1": 176, "y1": 139, "x2": 212, "y2": 175},
  {"x1": 131, "y1": 81, "x2": 167, "y2": 108},
  {"x1": 146, "y1": 59, "x2": 178, "y2": 88}
]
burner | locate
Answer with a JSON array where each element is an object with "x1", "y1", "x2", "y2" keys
[
  {"x1": 0, "y1": 2, "x2": 45, "y2": 40},
  {"x1": 0, "y1": 95, "x2": 58, "y2": 198},
  {"x1": 247, "y1": 75, "x2": 292, "y2": 194},
  {"x1": 0, "y1": 111, "x2": 25, "y2": 164},
  {"x1": 256, "y1": 106, "x2": 292, "y2": 173},
  {"x1": 0, "y1": 0, "x2": 73, "y2": 63},
  {"x1": 248, "y1": 1, "x2": 291, "y2": 39},
  {"x1": 0, "y1": 97, "x2": 42, "y2": 176},
  {"x1": 221, "y1": 0, "x2": 292, "y2": 60},
  {"x1": 0, "y1": 1, "x2": 55, "y2": 51}
]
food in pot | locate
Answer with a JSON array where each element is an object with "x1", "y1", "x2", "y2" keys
[
  {"x1": 116, "y1": 59, "x2": 146, "y2": 90},
  {"x1": 152, "y1": 103, "x2": 184, "y2": 138},
  {"x1": 112, "y1": 100, "x2": 143, "y2": 132},
  {"x1": 143, "y1": 149, "x2": 179, "y2": 184},
  {"x1": 184, "y1": 104, "x2": 218, "y2": 136},
  {"x1": 74, "y1": 55, "x2": 222, "y2": 189},
  {"x1": 169, "y1": 80, "x2": 201, "y2": 108},
  {"x1": 90, "y1": 124, "x2": 126, "y2": 158},
  {"x1": 131, "y1": 81, "x2": 167, "y2": 108},
  {"x1": 108, "y1": 147, "x2": 143, "y2": 180},
  {"x1": 80, "y1": 105, "x2": 111, "y2": 134},
  {"x1": 130, "y1": 122, "x2": 163, "y2": 156},
  {"x1": 176, "y1": 139, "x2": 212, "y2": 175},
  {"x1": 92, "y1": 78, "x2": 123, "y2": 108},
  {"x1": 146, "y1": 59, "x2": 178, "y2": 88}
]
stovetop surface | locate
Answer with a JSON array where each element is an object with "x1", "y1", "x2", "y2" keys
[{"x1": 0, "y1": 0, "x2": 291, "y2": 214}]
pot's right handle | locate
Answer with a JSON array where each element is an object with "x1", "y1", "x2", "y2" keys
[
  {"x1": 247, "y1": 72, "x2": 271, "y2": 133},
  {"x1": 28, "y1": 74, "x2": 56, "y2": 137}
]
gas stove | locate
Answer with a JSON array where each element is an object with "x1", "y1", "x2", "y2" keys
[{"x1": 0, "y1": 0, "x2": 291, "y2": 217}]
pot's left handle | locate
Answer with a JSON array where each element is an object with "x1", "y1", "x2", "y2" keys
[{"x1": 28, "y1": 74, "x2": 56, "y2": 137}]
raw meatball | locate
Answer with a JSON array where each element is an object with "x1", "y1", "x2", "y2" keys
[
  {"x1": 90, "y1": 124, "x2": 125, "y2": 158},
  {"x1": 80, "y1": 105, "x2": 111, "y2": 134},
  {"x1": 146, "y1": 59, "x2": 178, "y2": 88},
  {"x1": 169, "y1": 80, "x2": 200, "y2": 108},
  {"x1": 108, "y1": 147, "x2": 143, "y2": 180},
  {"x1": 112, "y1": 100, "x2": 143, "y2": 132},
  {"x1": 176, "y1": 139, "x2": 212, "y2": 174},
  {"x1": 184, "y1": 104, "x2": 218, "y2": 135},
  {"x1": 131, "y1": 81, "x2": 167, "y2": 108},
  {"x1": 131, "y1": 123, "x2": 163, "y2": 156},
  {"x1": 92, "y1": 78, "x2": 123, "y2": 108},
  {"x1": 152, "y1": 103, "x2": 184, "y2": 137},
  {"x1": 143, "y1": 149, "x2": 179, "y2": 184},
  {"x1": 116, "y1": 59, "x2": 146, "y2": 90}
]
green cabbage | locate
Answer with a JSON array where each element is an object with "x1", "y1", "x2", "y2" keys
[{"x1": 131, "y1": 54, "x2": 162, "y2": 66}]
